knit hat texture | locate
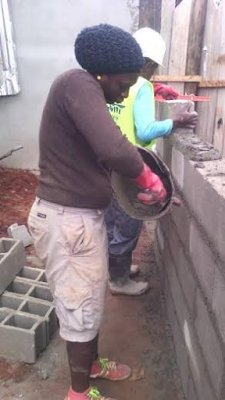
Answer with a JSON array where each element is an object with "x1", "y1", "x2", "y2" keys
[{"x1": 75, "y1": 24, "x2": 144, "y2": 74}]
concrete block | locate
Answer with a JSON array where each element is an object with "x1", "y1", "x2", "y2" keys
[
  {"x1": 220, "y1": 374, "x2": 225, "y2": 400},
  {"x1": 212, "y1": 269, "x2": 225, "y2": 342},
  {"x1": 20, "y1": 299, "x2": 57, "y2": 338},
  {"x1": 6, "y1": 280, "x2": 32, "y2": 296},
  {"x1": 29, "y1": 285, "x2": 53, "y2": 303},
  {"x1": 0, "y1": 312, "x2": 47, "y2": 363},
  {"x1": 156, "y1": 223, "x2": 164, "y2": 252},
  {"x1": 16, "y1": 266, "x2": 48, "y2": 286},
  {"x1": 0, "y1": 293, "x2": 23, "y2": 310},
  {"x1": 163, "y1": 238, "x2": 190, "y2": 332},
  {"x1": 188, "y1": 376, "x2": 199, "y2": 400},
  {"x1": 170, "y1": 197, "x2": 192, "y2": 248},
  {"x1": 156, "y1": 136, "x2": 173, "y2": 170},
  {"x1": 165, "y1": 276, "x2": 189, "y2": 398},
  {"x1": 0, "y1": 292, "x2": 58, "y2": 345},
  {"x1": 176, "y1": 245, "x2": 197, "y2": 314},
  {"x1": 0, "y1": 238, "x2": 26, "y2": 295},
  {"x1": 170, "y1": 131, "x2": 220, "y2": 162},
  {"x1": 168, "y1": 258, "x2": 189, "y2": 331},
  {"x1": 195, "y1": 289, "x2": 223, "y2": 397},
  {"x1": 171, "y1": 148, "x2": 184, "y2": 189},
  {"x1": 154, "y1": 232, "x2": 165, "y2": 284},
  {"x1": 0, "y1": 308, "x2": 10, "y2": 323},
  {"x1": 7, "y1": 223, "x2": 33, "y2": 247},
  {"x1": 183, "y1": 316, "x2": 216, "y2": 400},
  {"x1": 163, "y1": 137, "x2": 173, "y2": 170},
  {"x1": 156, "y1": 137, "x2": 164, "y2": 158},
  {"x1": 184, "y1": 159, "x2": 225, "y2": 264},
  {"x1": 37, "y1": 271, "x2": 48, "y2": 285},
  {"x1": 6, "y1": 279, "x2": 53, "y2": 302},
  {"x1": 17, "y1": 266, "x2": 42, "y2": 281},
  {"x1": 0, "y1": 262, "x2": 57, "y2": 362},
  {"x1": 162, "y1": 237, "x2": 216, "y2": 399},
  {"x1": 158, "y1": 99, "x2": 194, "y2": 121},
  {"x1": 189, "y1": 221, "x2": 216, "y2": 303},
  {"x1": 161, "y1": 216, "x2": 197, "y2": 313}
]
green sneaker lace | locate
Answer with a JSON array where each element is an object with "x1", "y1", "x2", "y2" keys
[
  {"x1": 98, "y1": 357, "x2": 117, "y2": 373},
  {"x1": 87, "y1": 387, "x2": 104, "y2": 399}
]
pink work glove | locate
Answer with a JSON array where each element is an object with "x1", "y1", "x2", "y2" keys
[
  {"x1": 134, "y1": 163, "x2": 167, "y2": 205},
  {"x1": 154, "y1": 83, "x2": 179, "y2": 100}
]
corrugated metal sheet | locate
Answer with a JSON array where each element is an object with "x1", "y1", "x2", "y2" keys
[{"x1": 0, "y1": 0, "x2": 19, "y2": 96}]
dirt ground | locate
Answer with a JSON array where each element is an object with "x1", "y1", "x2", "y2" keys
[{"x1": 0, "y1": 168, "x2": 182, "y2": 400}]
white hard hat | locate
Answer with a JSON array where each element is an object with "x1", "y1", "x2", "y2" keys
[{"x1": 133, "y1": 27, "x2": 166, "y2": 67}]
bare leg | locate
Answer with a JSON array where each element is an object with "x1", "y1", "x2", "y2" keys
[{"x1": 67, "y1": 335, "x2": 98, "y2": 393}]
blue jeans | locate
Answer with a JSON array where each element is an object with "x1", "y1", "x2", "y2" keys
[{"x1": 105, "y1": 197, "x2": 143, "y2": 283}]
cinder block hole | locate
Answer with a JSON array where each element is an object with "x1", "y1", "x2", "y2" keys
[
  {"x1": 29, "y1": 287, "x2": 53, "y2": 302},
  {"x1": 38, "y1": 273, "x2": 47, "y2": 283},
  {"x1": 4, "y1": 315, "x2": 36, "y2": 330},
  {"x1": 21, "y1": 300, "x2": 50, "y2": 317},
  {"x1": 0, "y1": 309, "x2": 10, "y2": 322},
  {"x1": 7, "y1": 281, "x2": 31, "y2": 295},
  {"x1": 0, "y1": 239, "x2": 15, "y2": 253},
  {"x1": 18, "y1": 267, "x2": 40, "y2": 280},
  {"x1": 0, "y1": 295, "x2": 23, "y2": 310}
]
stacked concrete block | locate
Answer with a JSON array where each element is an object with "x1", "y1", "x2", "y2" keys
[
  {"x1": 0, "y1": 310, "x2": 47, "y2": 364},
  {"x1": 17, "y1": 266, "x2": 48, "y2": 286},
  {"x1": 154, "y1": 101, "x2": 225, "y2": 400},
  {"x1": 0, "y1": 238, "x2": 26, "y2": 294},
  {"x1": 0, "y1": 260, "x2": 57, "y2": 363}
]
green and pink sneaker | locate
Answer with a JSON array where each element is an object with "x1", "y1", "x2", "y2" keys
[
  {"x1": 65, "y1": 386, "x2": 117, "y2": 400},
  {"x1": 90, "y1": 357, "x2": 131, "y2": 381}
]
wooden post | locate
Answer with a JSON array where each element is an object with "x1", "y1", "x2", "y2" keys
[
  {"x1": 185, "y1": 0, "x2": 208, "y2": 94},
  {"x1": 168, "y1": 0, "x2": 207, "y2": 94},
  {"x1": 168, "y1": 0, "x2": 193, "y2": 93},
  {"x1": 196, "y1": 0, "x2": 225, "y2": 156},
  {"x1": 160, "y1": 0, "x2": 176, "y2": 74}
]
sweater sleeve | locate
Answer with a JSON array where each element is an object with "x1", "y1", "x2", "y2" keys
[
  {"x1": 133, "y1": 84, "x2": 173, "y2": 143},
  {"x1": 64, "y1": 72, "x2": 143, "y2": 178}
]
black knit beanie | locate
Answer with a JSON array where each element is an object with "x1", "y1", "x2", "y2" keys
[{"x1": 75, "y1": 24, "x2": 144, "y2": 74}]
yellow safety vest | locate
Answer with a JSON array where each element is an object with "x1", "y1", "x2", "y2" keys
[{"x1": 108, "y1": 77, "x2": 156, "y2": 149}]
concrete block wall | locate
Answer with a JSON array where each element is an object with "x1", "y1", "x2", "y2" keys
[
  {"x1": 0, "y1": 265, "x2": 57, "y2": 363},
  {"x1": 0, "y1": 238, "x2": 26, "y2": 295},
  {"x1": 155, "y1": 101, "x2": 225, "y2": 400}
]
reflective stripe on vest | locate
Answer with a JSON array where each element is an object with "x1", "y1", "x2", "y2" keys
[{"x1": 108, "y1": 77, "x2": 156, "y2": 149}]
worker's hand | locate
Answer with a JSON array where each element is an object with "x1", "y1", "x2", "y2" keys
[
  {"x1": 172, "y1": 196, "x2": 182, "y2": 207},
  {"x1": 165, "y1": 196, "x2": 182, "y2": 215},
  {"x1": 154, "y1": 83, "x2": 179, "y2": 100},
  {"x1": 173, "y1": 108, "x2": 198, "y2": 130},
  {"x1": 134, "y1": 163, "x2": 167, "y2": 205}
]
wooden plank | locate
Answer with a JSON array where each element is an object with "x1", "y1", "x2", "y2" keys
[
  {"x1": 199, "y1": 81, "x2": 225, "y2": 88},
  {"x1": 152, "y1": 75, "x2": 202, "y2": 82},
  {"x1": 195, "y1": 89, "x2": 218, "y2": 144},
  {"x1": 152, "y1": 76, "x2": 225, "y2": 87},
  {"x1": 196, "y1": 0, "x2": 223, "y2": 153},
  {"x1": 184, "y1": 0, "x2": 208, "y2": 94},
  {"x1": 199, "y1": 0, "x2": 221, "y2": 81},
  {"x1": 212, "y1": 0, "x2": 225, "y2": 156},
  {"x1": 159, "y1": 0, "x2": 176, "y2": 74},
  {"x1": 168, "y1": 0, "x2": 193, "y2": 93}
]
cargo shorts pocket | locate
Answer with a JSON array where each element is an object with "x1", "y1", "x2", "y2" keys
[
  {"x1": 28, "y1": 212, "x2": 49, "y2": 262},
  {"x1": 54, "y1": 285, "x2": 94, "y2": 332}
]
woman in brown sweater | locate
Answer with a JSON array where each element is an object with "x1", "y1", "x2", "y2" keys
[{"x1": 28, "y1": 24, "x2": 166, "y2": 400}]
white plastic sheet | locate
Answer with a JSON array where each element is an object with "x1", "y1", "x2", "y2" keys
[{"x1": 0, "y1": 0, "x2": 19, "y2": 96}]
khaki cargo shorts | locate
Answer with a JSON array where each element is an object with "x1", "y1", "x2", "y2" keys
[{"x1": 28, "y1": 198, "x2": 108, "y2": 342}]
